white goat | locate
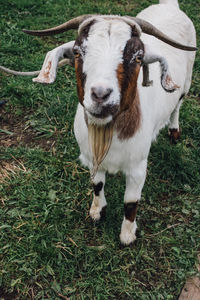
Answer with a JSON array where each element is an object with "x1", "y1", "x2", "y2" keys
[{"x1": 1, "y1": 0, "x2": 196, "y2": 245}]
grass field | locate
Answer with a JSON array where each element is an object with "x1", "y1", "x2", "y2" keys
[{"x1": 0, "y1": 0, "x2": 200, "y2": 299}]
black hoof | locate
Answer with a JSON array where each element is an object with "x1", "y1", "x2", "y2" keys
[{"x1": 168, "y1": 128, "x2": 181, "y2": 144}]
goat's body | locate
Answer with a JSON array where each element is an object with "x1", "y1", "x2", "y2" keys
[
  {"x1": 74, "y1": 0, "x2": 196, "y2": 245},
  {"x1": 74, "y1": 2, "x2": 196, "y2": 175}
]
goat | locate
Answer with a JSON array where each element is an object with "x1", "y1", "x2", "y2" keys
[{"x1": 1, "y1": 0, "x2": 196, "y2": 245}]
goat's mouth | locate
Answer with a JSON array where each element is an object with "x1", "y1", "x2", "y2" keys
[{"x1": 86, "y1": 104, "x2": 119, "y2": 120}]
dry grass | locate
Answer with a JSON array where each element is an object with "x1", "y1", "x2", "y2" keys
[{"x1": 0, "y1": 159, "x2": 27, "y2": 184}]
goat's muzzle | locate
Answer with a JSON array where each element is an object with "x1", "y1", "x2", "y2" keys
[
  {"x1": 91, "y1": 86, "x2": 113, "y2": 104},
  {"x1": 87, "y1": 103, "x2": 119, "y2": 119},
  {"x1": 85, "y1": 85, "x2": 119, "y2": 121}
]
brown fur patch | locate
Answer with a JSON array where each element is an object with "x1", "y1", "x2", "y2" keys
[
  {"x1": 74, "y1": 20, "x2": 97, "y2": 106},
  {"x1": 115, "y1": 36, "x2": 144, "y2": 140},
  {"x1": 75, "y1": 58, "x2": 85, "y2": 105},
  {"x1": 117, "y1": 63, "x2": 124, "y2": 92},
  {"x1": 163, "y1": 74, "x2": 180, "y2": 92},
  {"x1": 39, "y1": 60, "x2": 52, "y2": 83},
  {"x1": 124, "y1": 202, "x2": 138, "y2": 222},
  {"x1": 120, "y1": 62, "x2": 140, "y2": 112},
  {"x1": 115, "y1": 87, "x2": 141, "y2": 140}
]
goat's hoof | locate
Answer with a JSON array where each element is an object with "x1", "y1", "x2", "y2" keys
[
  {"x1": 120, "y1": 220, "x2": 137, "y2": 246},
  {"x1": 89, "y1": 205, "x2": 107, "y2": 222},
  {"x1": 168, "y1": 128, "x2": 181, "y2": 144},
  {"x1": 120, "y1": 231, "x2": 136, "y2": 246}
]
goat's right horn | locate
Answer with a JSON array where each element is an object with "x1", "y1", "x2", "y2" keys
[
  {"x1": 126, "y1": 17, "x2": 197, "y2": 51},
  {"x1": 22, "y1": 15, "x2": 92, "y2": 36}
]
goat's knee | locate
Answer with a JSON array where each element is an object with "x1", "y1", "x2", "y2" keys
[
  {"x1": 90, "y1": 182, "x2": 107, "y2": 221},
  {"x1": 89, "y1": 172, "x2": 107, "y2": 221}
]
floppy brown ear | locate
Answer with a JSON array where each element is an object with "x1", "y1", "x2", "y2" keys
[{"x1": 33, "y1": 41, "x2": 75, "y2": 84}]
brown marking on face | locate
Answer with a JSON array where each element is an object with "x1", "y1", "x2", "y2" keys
[
  {"x1": 115, "y1": 36, "x2": 144, "y2": 140},
  {"x1": 74, "y1": 20, "x2": 97, "y2": 106},
  {"x1": 119, "y1": 63, "x2": 141, "y2": 112},
  {"x1": 117, "y1": 63, "x2": 124, "y2": 92},
  {"x1": 124, "y1": 202, "x2": 138, "y2": 222},
  {"x1": 77, "y1": 19, "x2": 96, "y2": 46},
  {"x1": 75, "y1": 58, "x2": 85, "y2": 105}
]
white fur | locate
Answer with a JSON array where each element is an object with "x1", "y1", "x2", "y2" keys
[
  {"x1": 33, "y1": 41, "x2": 75, "y2": 84},
  {"x1": 159, "y1": 0, "x2": 179, "y2": 7},
  {"x1": 74, "y1": 0, "x2": 196, "y2": 245},
  {"x1": 82, "y1": 19, "x2": 132, "y2": 125},
  {"x1": 120, "y1": 219, "x2": 137, "y2": 245}
]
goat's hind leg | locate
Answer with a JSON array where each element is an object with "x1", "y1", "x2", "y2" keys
[
  {"x1": 89, "y1": 171, "x2": 107, "y2": 221},
  {"x1": 168, "y1": 95, "x2": 184, "y2": 143}
]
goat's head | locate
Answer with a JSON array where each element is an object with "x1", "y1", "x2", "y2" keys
[
  {"x1": 23, "y1": 14, "x2": 197, "y2": 125},
  {"x1": 73, "y1": 16, "x2": 144, "y2": 125}
]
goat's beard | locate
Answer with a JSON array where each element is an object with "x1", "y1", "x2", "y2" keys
[{"x1": 88, "y1": 122, "x2": 114, "y2": 179}]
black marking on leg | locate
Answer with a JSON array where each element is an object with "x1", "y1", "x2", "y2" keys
[
  {"x1": 124, "y1": 202, "x2": 138, "y2": 222},
  {"x1": 93, "y1": 181, "x2": 103, "y2": 196},
  {"x1": 169, "y1": 128, "x2": 181, "y2": 144},
  {"x1": 179, "y1": 93, "x2": 185, "y2": 101},
  {"x1": 100, "y1": 205, "x2": 107, "y2": 220},
  {"x1": 90, "y1": 205, "x2": 107, "y2": 224}
]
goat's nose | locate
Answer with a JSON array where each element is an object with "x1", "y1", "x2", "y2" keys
[{"x1": 91, "y1": 86, "x2": 113, "y2": 103}]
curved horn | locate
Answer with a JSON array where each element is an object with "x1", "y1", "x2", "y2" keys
[
  {"x1": 22, "y1": 15, "x2": 92, "y2": 36},
  {"x1": 124, "y1": 17, "x2": 197, "y2": 51},
  {"x1": 0, "y1": 58, "x2": 72, "y2": 77}
]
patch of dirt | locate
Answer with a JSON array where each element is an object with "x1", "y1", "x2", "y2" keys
[
  {"x1": 0, "y1": 107, "x2": 57, "y2": 151},
  {"x1": 0, "y1": 287, "x2": 18, "y2": 300},
  {"x1": 178, "y1": 255, "x2": 200, "y2": 300}
]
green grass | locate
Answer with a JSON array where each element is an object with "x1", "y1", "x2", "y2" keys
[{"x1": 0, "y1": 0, "x2": 200, "y2": 299}]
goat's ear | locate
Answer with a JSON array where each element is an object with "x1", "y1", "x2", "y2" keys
[
  {"x1": 160, "y1": 67, "x2": 180, "y2": 93},
  {"x1": 33, "y1": 41, "x2": 75, "y2": 84},
  {"x1": 143, "y1": 44, "x2": 179, "y2": 93}
]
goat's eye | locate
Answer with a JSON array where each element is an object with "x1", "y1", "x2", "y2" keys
[
  {"x1": 135, "y1": 55, "x2": 142, "y2": 63},
  {"x1": 73, "y1": 48, "x2": 80, "y2": 57}
]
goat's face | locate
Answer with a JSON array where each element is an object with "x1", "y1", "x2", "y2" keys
[{"x1": 73, "y1": 17, "x2": 144, "y2": 125}]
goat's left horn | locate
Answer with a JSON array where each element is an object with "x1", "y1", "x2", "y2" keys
[
  {"x1": 22, "y1": 15, "x2": 92, "y2": 36},
  {"x1": 125, "y1": 17, "x2": 197, "y2": 51}
]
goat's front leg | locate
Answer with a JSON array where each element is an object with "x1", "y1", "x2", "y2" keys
[
  {"x1": 89, "y1": 171, "x2": 107, "y2": 221},
  {"x1": 120, "y1": 160, "x2": 147, "y2": 246}
]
